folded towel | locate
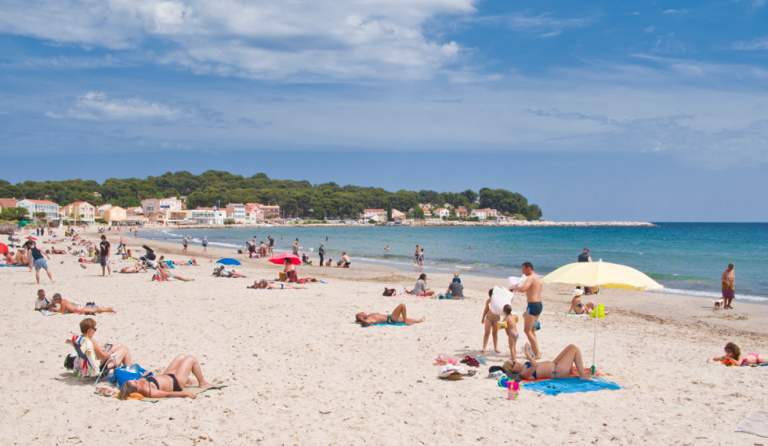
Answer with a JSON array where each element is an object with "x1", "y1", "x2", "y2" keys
[{"x1": 736, "y1": 409, "x2": 768, "y2": 437}]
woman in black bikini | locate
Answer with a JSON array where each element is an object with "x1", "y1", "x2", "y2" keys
[
  {"x1": 117, "y1": 354, "x2": 213, "y2": 399},
  {"x1": 509, "y1": 343, "x2": 592, "y2": 381}
]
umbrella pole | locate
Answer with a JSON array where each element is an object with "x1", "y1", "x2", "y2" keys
[{"x1": 592, "y1": 315, "x2": 597, "y2": 374}]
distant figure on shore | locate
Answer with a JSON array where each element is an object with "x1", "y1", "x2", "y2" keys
[
  {"x1": 340, "y1": 252, "x2": 351, "y2": 268},
  {"x1": 509, "y1": 343, "x2": 592, "y2": 380},
  {"x1": 408, "y1": 273, "x2": 434, "y2": 296},
  {"x1": 510, "y1": 262, "x2": 543, "y2": 359},
  {"x1": 118, "y1": 354, "x2": 214, "y2": 400},
  {"x1": 248, "y1": 280, "x2": 306, "y2": 290},
  {"x1": 384, "y1": 246, "x2": 390, "y2": 252},
  {"x1": 419, "y1": 248, "x2": 425, "y2": 266},
  {"x1": 413, "y1": 245, "x2": 420, "y2": 266},
  {"x1": 721, "y1": 263, "x2": 736, "y2": 309},
  {"x1": 202, "y1": 236, "x2": 208, "y2": 253},
  {"x1": 182, "y1": 236, "x2": 190, "y2": 254},
  {"x1": 578, "y1": 248, "x2": 593, "y2": 294},
  {"x1": 99, "y1": 235, "x2": 111, "y2": 277},
  {"x1": 712, "y1": 342, "x2": 765, "y2": 366},
  {"x1": 446, "y1": 274, "x2": 464, "y2": 299},
  {"x1": 284, "y1": 257, "x2": 298, "y2": 282},
  {"x1": 355, "y1": 303, "x2": 425, "y2": 326},
  {"x1": 291, "y1": 239, "x2": 299, "y2": 256},
  {"x1": 318, "y1": 243, "x2": 325, "y2": 266}
]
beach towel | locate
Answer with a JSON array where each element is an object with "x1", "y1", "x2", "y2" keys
[
  {"x1": 712, "y1": 359, "x2": 768, "y2": 367},
  {"x1": 523, "y1": 377, "x2": 623, "y2": 396},
  {"x1": 0, "y1": 264, "x2": 26, "y2": 267},
  {"x1": 735, "y1": 409, "x2": 768, "y2": 437},
  {"x1": 370, "y1": 322, "x2": 406, "y2": 326},
  {"x1": 136, "y1": 385, "x2": 228, "y2": 403}
]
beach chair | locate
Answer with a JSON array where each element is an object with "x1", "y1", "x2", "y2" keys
[{"x1": 64, "y1": 335, "x2": 114, "y2": 384}]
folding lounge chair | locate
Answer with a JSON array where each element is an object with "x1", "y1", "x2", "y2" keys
[{"x1": 65, "y1": 335, "x2": 115, "y2": 384}]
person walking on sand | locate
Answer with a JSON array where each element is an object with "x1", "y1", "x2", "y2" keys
[
  {"x1": 202, "y1": 236, "x2": 208, "y2": 253},
  {"x1": 99, "y1": 235, "x2": 111, "y2": 277},
  {"x1": 413, "y1": 245, "x2": 420, "y2": 266},
  {"x1": 510, "y1": 262, "x2": 543, "y2": 359},
  {"x1": 318, "y1": 243, "x2": 325, "y2": 267},
  {"x1": 182, "y1": 236, "x2": 189, "y2": 254},
  {"x1": 355, "y1": 303, "x2": 425, "y2": 326},
  {"x1": 26, "y1": 240, "x2": 53, "y2": 284},
  {"x1": 721, "y1": 263, "x2": 736, "y2": 309}
]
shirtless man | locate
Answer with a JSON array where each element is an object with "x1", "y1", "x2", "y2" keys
[
  {"x1": 155, "y1": 261, "x2": 195, "y2": 282},
  {"x1": 510, "y1": 262, "x2": 543, "y2": 359},
  {"x1": 52, "y1": 293, "x2": 116, "y2": 314},
  {"x1": 355, "y1": 303, "x2": 425, "y2": 327},
  {"x1": 120, "y1": 263, "x2": 148, "y2": 273}
]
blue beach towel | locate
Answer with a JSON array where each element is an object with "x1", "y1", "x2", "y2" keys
[
  {"x1": 370, "y1": 322, "x2": 406, "y2": 326},
  {"x1": 0, "y1": 264, "x2": 26, "y2": 267},
  {"x1": 523, "y1": 377, "x2": 623, "y2": 396}
]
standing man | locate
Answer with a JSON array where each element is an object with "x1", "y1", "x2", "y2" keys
[
  {"x1": 318, "y1": 243, "x2": 325, "y2": 267},
  {"x1": 413, "y1": 245, "x2": 420, "y2": 266},
  {"x1": 511, "y1": 262, "x2": 543, "y2": 359},
  {"x1": 26, "y1": 240, "x2": 53, "y2": 284},
  {"x1": 202, "y1": 236, "x2": 208, "y2": 253},
  {"x1": 291, "y1": 238, "x2": 299, "y2": 256},
  {"x1": 99, "y1": 235, "x2": 111, "y2": 277},
  {"x1": 578, "y1": 248, "x2": 593, "y2": 294},
  {"x1": 721, "y1": 263, "x2": 736, "y2": 309},
  {"x1": 182, "y1": 236, "x2": 189, "y2": 254},
  {"x1": 267, "y1": 236, "x2": 275, "y2": 256}
]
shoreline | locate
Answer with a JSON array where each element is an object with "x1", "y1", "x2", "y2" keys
[{"x1": 2, "y1": 227, "x2": 766, "y2": 444}]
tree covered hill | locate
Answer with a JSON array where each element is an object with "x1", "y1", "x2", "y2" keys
[{"x1": 0, "y1": 171, "x2": 542, "y2": 220}]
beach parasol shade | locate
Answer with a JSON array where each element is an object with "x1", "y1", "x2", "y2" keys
[
  {"x1": 0, "y1": 243, "x2": 8, "y2": 254},
  {"x1": 268, "y1": 253, "x2": 301, "y2": 265},
  {"x1": 216, "y1": 258, "x2": 242, "y2": 266},
  {"x1": 541, "y1": 260, "x2": 663, "y2": 291}
]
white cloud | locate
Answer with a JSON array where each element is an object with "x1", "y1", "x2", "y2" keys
[
  {"x1": 45, "y1": 91, "x2": 183, "y2": 121},
  {"x1": 732, "y1": 36, "x2": 768, "y2": 50},
  {"x1": 0, "y1": 0, "x2": 476, "y2": 81}
]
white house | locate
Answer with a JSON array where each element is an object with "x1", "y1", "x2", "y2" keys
[
  {"x1": 17, "y1": 199, "x2": 60, "y2": 220},
  {"x1": 433, "y1": 208, "x2": 450, "y2": 219},
  {"x1": 189, "y1": 208, "x2": 227, "y2": 225},
  {"x1": 226, "y1": 203, "x2": 247, "y2": 223},
  {"x1": 361, "y1": 209, "x2": 386, "y2": 222}
]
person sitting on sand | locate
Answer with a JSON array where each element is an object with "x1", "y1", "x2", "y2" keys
[
  {"x1": 155, "y1": 261, "x2": 194, "y2": 282},
  {"x1": 79, "y1": 317, "x2": 133, "y2": 368},
  {"x1": 568, "y1": 289, "x2": 596, "y2": 315},
  {"x1": 247, "y1": 279, "x2": 306, "y2": 290},
  {"x1": 481, "y1": 288, "x2": 501, "y2": 354},
  {"x1": 502, "y1": 304, "x2": 519, "y2": 359},
  {"x1": 4, "y1": 252, "x2": 18, "y2": 265},
  {"x1": 283, "y1": 257, "x2": 298, "y2": 282},
  {"x1": 117, "y1": 354, "x2": 214, "y2": 400},
  {"x1": 340, "y1": 252, "x2": 351, "y2": 268},
  {"x1": 52, "y1": 293, "x2": 115, "y2": 314},
  {"x1": 34, "y1": 289, "x2": 56, "y2": 310},
  {"x1": 408, "y1": 273, "x2": 435, "y2": 297},
  {"x1": 712, "y1": 342, "x2": 766, "y2": 366},
  {"x1": 446, "y1": 275, "x2": 464, "y2": 299},
  {"x1": 509, "y1": 343, "x2": 592, "y2": 380},
  {"x1": 355, "y1": 303, "x2": 425, "y2": 327},
  {"x1": 120, "y1": 263, "x2": 148, "y2": 274}
]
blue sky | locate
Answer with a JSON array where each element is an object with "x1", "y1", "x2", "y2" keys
[{"x1": 1, "y1": 0, "x2": 767, "y2": 221}]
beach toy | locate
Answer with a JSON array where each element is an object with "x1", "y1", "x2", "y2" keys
[
  {"x1": 590, "y1": 308, "x2": 597, "y2": 318},
  {"x1": 489, "y1": 286, "x2": 513, "y2": 316},
  {"x1": 497, "y1": 376, "x2": 510, "y2": 388},
  {"x1": 533, "y1": 320, "x2": 541, "y2": 331},
  {"x1": 498, "y1": 321, "x2": 507, "y2": 330},
  {"x1": 507, "y1": 380, "x2": 521, "y2": 400},
  {"x1": 597, "y1": 304, "x2": 605, "y2": 318}
]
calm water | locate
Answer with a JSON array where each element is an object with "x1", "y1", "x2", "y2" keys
[{"x1": 139, "y1": 223, "x2": 768, "y2": 303}]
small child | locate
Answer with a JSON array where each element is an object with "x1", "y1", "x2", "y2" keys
[
  {"x1": 502, "y1": 304, "x2": 519, "y2": 359},
  {"x1": 453, "y1": 272, "x2": 461, "y2": 283}
]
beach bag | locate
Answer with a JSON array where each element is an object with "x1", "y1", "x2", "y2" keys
[
  {"x1": 113, "y1": 364, "x2": 152, "y2": 387},
  {"x1": 382, "y1": 288, "x2": 396, "y2": 296}
]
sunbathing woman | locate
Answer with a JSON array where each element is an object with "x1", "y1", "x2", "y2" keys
[
  {"x1": 509, "y1": 343, "x2": 592, "y2": 380},
  {"x1": 568, "y1": 289, "x2": 596, "y2": 315},
  {"x1": 247, "y1": 279, "x2": 306, "y2": 289},
  {"x1": 355, "y1": 303, "x2": 425, "y2": 326},
  {"x1": 117, "y1": 354, "x2": 214, "y2": 400},
  {"x1": 120, "y1": 263, "x2": 148, "y2": 273},
  {"x1": 155, "y1": 261, "x2": 194, "y2": 281},
  {"x1": 52, "y1": 293, "x2": 116, "y2": 314},
  {"x1": 712, "y1": 342, "x2": 766, "y2": 365}
]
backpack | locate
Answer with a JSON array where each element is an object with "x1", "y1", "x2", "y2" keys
[{"x1": 382, "y1": 287, "x2": 396, "y2": 296}]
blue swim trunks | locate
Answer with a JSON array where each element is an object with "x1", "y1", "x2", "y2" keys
[{"x1": 526, "y1": 302, "x2": 543, "y2": 316}]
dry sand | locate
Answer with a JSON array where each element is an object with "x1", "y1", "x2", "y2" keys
[{"x1": 1, "y1": 229, "x2": 767, "y2": 445}]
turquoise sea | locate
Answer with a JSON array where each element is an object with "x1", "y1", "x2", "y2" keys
[{"x1": 140, "y1": 223, "x2": 768, "y2": 303}]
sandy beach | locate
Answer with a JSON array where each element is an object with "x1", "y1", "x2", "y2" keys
[{"x1": 2, "y1": 229, "x2": 767, "y2": 445}]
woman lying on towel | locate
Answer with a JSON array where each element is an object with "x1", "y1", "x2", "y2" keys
[
  {"x1": 247, "y1": 279, "x2": 306, "y2": 289},
  {"x1": 712, "y1": 342, "x2": 766, "y2": 366},
  {"x1": 118, "y1": 354, "x2": 214, "y2": 400},
  {"x1": 509, "y1": 343, "x2": 592, "y2": 380}
]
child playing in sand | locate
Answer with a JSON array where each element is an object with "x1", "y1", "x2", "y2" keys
[{"x1": 502, "y1": 304, "x2": 519, "y2": 359}]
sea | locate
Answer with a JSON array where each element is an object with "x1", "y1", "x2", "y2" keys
[{"x1": 137, "y1": 223, "x2": 768, "y2": 304}]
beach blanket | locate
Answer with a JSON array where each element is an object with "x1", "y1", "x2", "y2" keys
[
  {"x1": 370, "y1": 322, "x2": 406, "y2": 326},
  {"x1": 523, "y1": 377, "x2": 623, "y2": 396},
  {"x1": 735, "y1": 409, "x2": 768, "y2": 437},
  {"x1": 712, "y1": 359, "x2": 768, "y2": 367},
  {"x1": 0, "y1": 264, "x2": 26, "y2": 267}
]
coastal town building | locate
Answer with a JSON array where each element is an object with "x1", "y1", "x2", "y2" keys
[
  {"x1": 433, "y1": 208, "x2": 450, "y2": 219},
  {"x1": 392, "y1": 209, "x2": 406, "y2": 222},
  {"x1": 125, "y1": 206, "x2": 143, "y2": 216},
  {"x1": 0, "y1": 198, "x2": 18, "y2": 212},
  {"x1": 470, "y1": 208, "x2": 498, "y2": 220},
  {"x1": 102, "y1": 206, "x2": 126, "y2": 223},
  {"x1": 226, "y1": 203, "x2": 247, "y2": 223},
  {"x1": 17, "y1": 199, "x2": 60, "y2": 220},
  {"x1": 361, "y1": 209, "x2": 386, "y2": 222},
  {"x1": 60, "y1": 201, "x2": 96, "y2": 223},
  {"x1": 455, "y1": 207, "x2": 468, "y2": 219},
  {"x1": 141, "y1": 197, "x2": 183, "y2": 219},
  {"x1": 189, "y1": 208, "x2": 227, "y2": 225}
]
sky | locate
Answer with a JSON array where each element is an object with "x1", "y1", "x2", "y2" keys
[{"x1": 1, "y1": 0, "x2": 767, "y2": 221}]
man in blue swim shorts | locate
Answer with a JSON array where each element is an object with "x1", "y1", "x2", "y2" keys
[{"x1": 511, "y1": 262, "x2": 543, "y2": 359}]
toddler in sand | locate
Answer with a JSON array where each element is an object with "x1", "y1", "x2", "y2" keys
[{"x1": 502, "y1": 304, "x2": 519, "y2": 359}]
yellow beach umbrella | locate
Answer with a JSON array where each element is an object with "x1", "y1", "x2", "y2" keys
[{"x1": 541, "y1": 260, "x2": 663, "y2": 291}]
